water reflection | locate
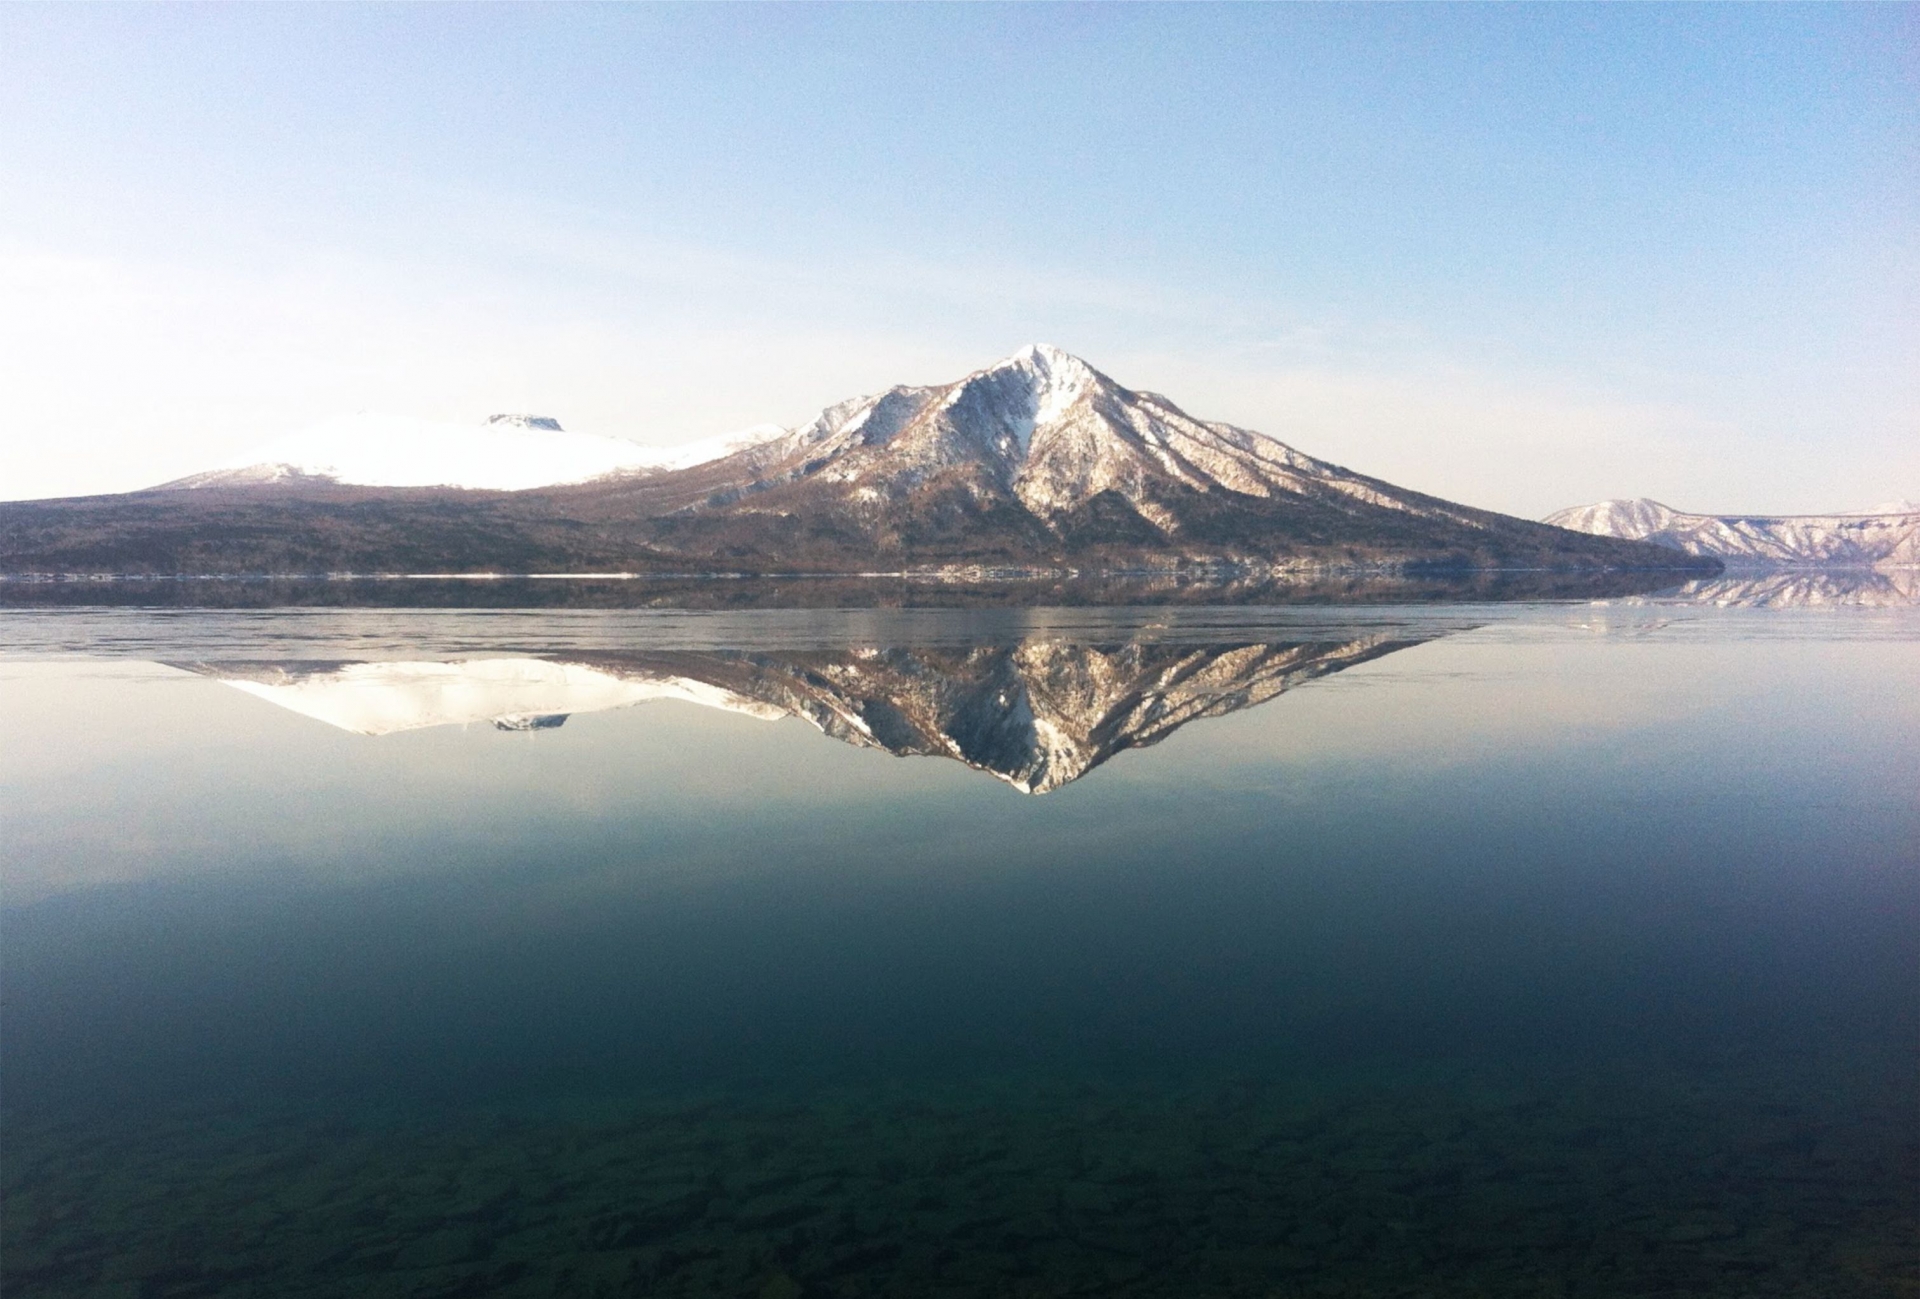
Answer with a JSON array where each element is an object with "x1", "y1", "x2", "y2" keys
[
  {"x1": 176, "y1": 633, "x2": 1438, "y2": 792},
  {"x1": 1661, "y1": 566, "x2": 1918, "y2": 608},
  {"x1": 3, "y1": 599, "x2": 1916, "y2": 1297}
]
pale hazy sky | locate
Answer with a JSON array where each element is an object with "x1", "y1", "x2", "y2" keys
[{"x1": 1, "y1": 4, "x2": 1914, "y2": 514}]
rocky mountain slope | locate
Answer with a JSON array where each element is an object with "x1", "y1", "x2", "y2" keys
[
  {"x1": 3, "y1": 347, "x2": 1714, "y2": 578},
  {"x1": 1545, "y1": 498, "x2": 1918, "y2": 568},
  {"x1": 178, "y1": 631, "x2": 1436, "y2": 793}
]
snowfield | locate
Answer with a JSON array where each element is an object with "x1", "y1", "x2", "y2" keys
[{"x1": 161, "y1": 412, "x2": 786, "y2": 492}]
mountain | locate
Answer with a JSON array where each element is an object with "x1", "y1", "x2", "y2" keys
[
  {"x1": 174, "y1": 630, "x2": 1437, "y2": 793},
  {"x1": 1544, "y1": 498, "x2": 1919, "y2": 568},
  {"x1": 1, "y1": 347, "x2": 1714, "y2": 579}
]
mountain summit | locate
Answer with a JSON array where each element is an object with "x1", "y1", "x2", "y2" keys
[
  {"x1": 684, "y1": 343, "x2": 1438, "y2": 528},
  {"x1": 2, "y1": 347, "x2": 1717, "y2": 579}
]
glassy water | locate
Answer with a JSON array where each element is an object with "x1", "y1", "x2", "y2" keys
[{"x1": 2, "y1": 594, "x2": 1916, "y2": 1297}]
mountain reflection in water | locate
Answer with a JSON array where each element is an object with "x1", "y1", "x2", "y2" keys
[
  {"x1": 1662, "y1": 565, "x2": 1919, "y2": 608},
  {"x1": 178, "y1": 633, "x2": 1435, "y2": 793}
]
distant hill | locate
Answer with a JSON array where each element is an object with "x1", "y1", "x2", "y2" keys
[
  {"x1": 1, "y1": 347, "x2": 1714, "y2": 580},
  {"x1": 1545, "y1": 498, "x2": 1918, "y2": 568}
]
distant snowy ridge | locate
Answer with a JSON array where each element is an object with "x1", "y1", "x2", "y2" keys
[
  {"x1": 1545, "y1": 498, "x2": 1919, "y2": 568},
  {"x1": 158, "y1": 412, "x2": 789, "y2": 492}
]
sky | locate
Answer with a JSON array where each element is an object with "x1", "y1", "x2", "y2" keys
[{"x1": 1, "y1": 4, "x2": 1914, "y2": 515}]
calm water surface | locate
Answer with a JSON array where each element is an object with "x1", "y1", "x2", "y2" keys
[{"x1": 2, "y1": 597, "x2": 1915, "y2": 1297}]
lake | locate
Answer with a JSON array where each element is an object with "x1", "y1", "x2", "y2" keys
[{"x1": 2, "y1": 584, "x2": 1915, "y2": 1297}]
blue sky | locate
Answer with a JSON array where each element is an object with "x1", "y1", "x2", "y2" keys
[{"x1": 2, "y1": 3, "x2": 1913, "y2": 512}]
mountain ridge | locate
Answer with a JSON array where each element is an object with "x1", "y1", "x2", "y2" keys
[{"x1": 1545, "y1": 498, "x2": 1918, "y2": 568}]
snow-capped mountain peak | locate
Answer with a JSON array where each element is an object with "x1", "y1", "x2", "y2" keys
[
  {"x1": 945, "y1": 342, "x2": 1106, "y2": 455},
  {"x1": 699, "y1": 344, "x2": 1484, "y2": 530},
  {"x1": 997, "y1": 342, "x2": 1104, "y2": 418}
]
